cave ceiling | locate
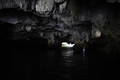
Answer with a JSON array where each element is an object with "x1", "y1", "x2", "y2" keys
[{"x1": 0, "y1": 0, "x2": 120, "y2": 45}]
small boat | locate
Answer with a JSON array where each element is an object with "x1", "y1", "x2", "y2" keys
[{"x1": 61, "y1": 42, "x2": 75, "y2": 48}]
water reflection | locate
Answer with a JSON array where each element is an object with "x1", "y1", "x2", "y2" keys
[
  {"x1": 11, "y1": 45, "x2": 88, "y2": 80},
  {"x1": 61, "y1": 49, "x2": 74, "y2": 67},
  {"x1": 60, "y1": 48, "x2": 88, "y2": 80},
  {"x1": 82, "y1": 47, "x2": 86, "y2": 56}
]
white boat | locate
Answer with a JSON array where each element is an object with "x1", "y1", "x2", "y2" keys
[{"x1": 61, "y1": 42, "x2": 75, "y2": 48}]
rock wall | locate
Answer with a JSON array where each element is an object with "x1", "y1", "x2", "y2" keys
[{"x1": 0, "y1": 0, "x2": 120, "y2": 45}]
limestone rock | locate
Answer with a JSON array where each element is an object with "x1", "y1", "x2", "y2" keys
[{"x1": 35, "y1": 0, "x2": 54, "y2": 15}]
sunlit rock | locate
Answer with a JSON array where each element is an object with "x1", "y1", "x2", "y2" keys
[
  {"x1": 92, "y1": 28, "x2": 101, "y2": 38},
  {"x1": 35, "y1": 0, "x2": 54, "y2": 15},
  {"x1": 95, "y1": 30, "x2": 101, "y2": 38}
]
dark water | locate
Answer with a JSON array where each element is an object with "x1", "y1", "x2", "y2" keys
[
  {"x1": 6, "y1": 41, "x2": 88, "y2": 80},
  {"x1": 5, "y1": 38, "x2": 120, "y2": 80}
]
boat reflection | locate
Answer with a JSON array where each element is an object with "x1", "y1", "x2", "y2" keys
[{"x1": 61, "y1": 49, "x2": 74, "y2": 67}]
